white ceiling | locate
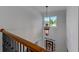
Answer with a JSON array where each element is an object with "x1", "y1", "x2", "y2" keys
[
  {"x1": 21, "y1": 6, "x2": 67, "y2": 14},
  {"x1": 32, "y1": 6, "x2": 66, "y2": 12}
]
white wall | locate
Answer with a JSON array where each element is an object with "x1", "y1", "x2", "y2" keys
[
  {"x1": 0, "y1": 7, "x2": 43, "y2": 51},
  {"x1": 28, "y1": 8, "x2": 67, "y2": 52},
  {"x1": 49, "y1": 10, "x2": 67, "y2": 52},
  {"x1": 32, "y1": 16, "x2": 43, "y2": 47},
  {"x1": 42, "y1": 10, "x2": 67, "y2": 52},
  {"x1": 66, "y1": 6, "x2": 78, "y2": 52},
  {"x1": 78, "y1": 7, "x2": 79, "y2": 51}
]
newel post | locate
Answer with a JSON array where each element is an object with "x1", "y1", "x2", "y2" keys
[{"x1": 0, "y1": 26, "x2": 4, "y2": 32}]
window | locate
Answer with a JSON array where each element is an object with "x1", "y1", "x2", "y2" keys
[{"x1": 44, "y1": 16, "x2": 57, "y2": 27}]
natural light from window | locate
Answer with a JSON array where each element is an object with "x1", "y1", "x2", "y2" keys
[{"x1": 44, "y1": 16, "x2": 57, "y2": 27}]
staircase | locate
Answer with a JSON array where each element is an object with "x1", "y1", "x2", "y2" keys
[{"x1": 0, "y1": 29, "x2": 46, "y2": 52}]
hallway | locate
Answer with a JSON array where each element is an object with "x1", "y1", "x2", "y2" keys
[{"x1": 0, "y1": 6, "x2": 78, "y2": 52}]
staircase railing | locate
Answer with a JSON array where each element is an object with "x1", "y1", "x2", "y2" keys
[{"x1": 0, "y1": 29, "x2": 46, "y2": 52}]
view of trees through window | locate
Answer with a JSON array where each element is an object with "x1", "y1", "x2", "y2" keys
[{"x1": 44, "y1": 16, "x2": 57, "y2": 27}]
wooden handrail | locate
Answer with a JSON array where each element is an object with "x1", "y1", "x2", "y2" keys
[{"x1": 1, "y1": 29, "x2": 46, "y2": 52}]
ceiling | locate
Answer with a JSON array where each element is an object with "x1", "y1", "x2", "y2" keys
[
  {"x1": 21, "y1": 6, "x2": 67, "y2": 14},
  {"x1": 32, "y1": 6, "x2": 66, "y2": 12}
]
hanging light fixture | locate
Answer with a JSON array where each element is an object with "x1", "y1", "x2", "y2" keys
[{"x1": 44, "y1": 6, "x2": 50, "y2": 36}]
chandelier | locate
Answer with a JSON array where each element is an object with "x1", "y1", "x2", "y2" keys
[{"x1": 44, "y1": 6, "x2": 50, "y2": 36}]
